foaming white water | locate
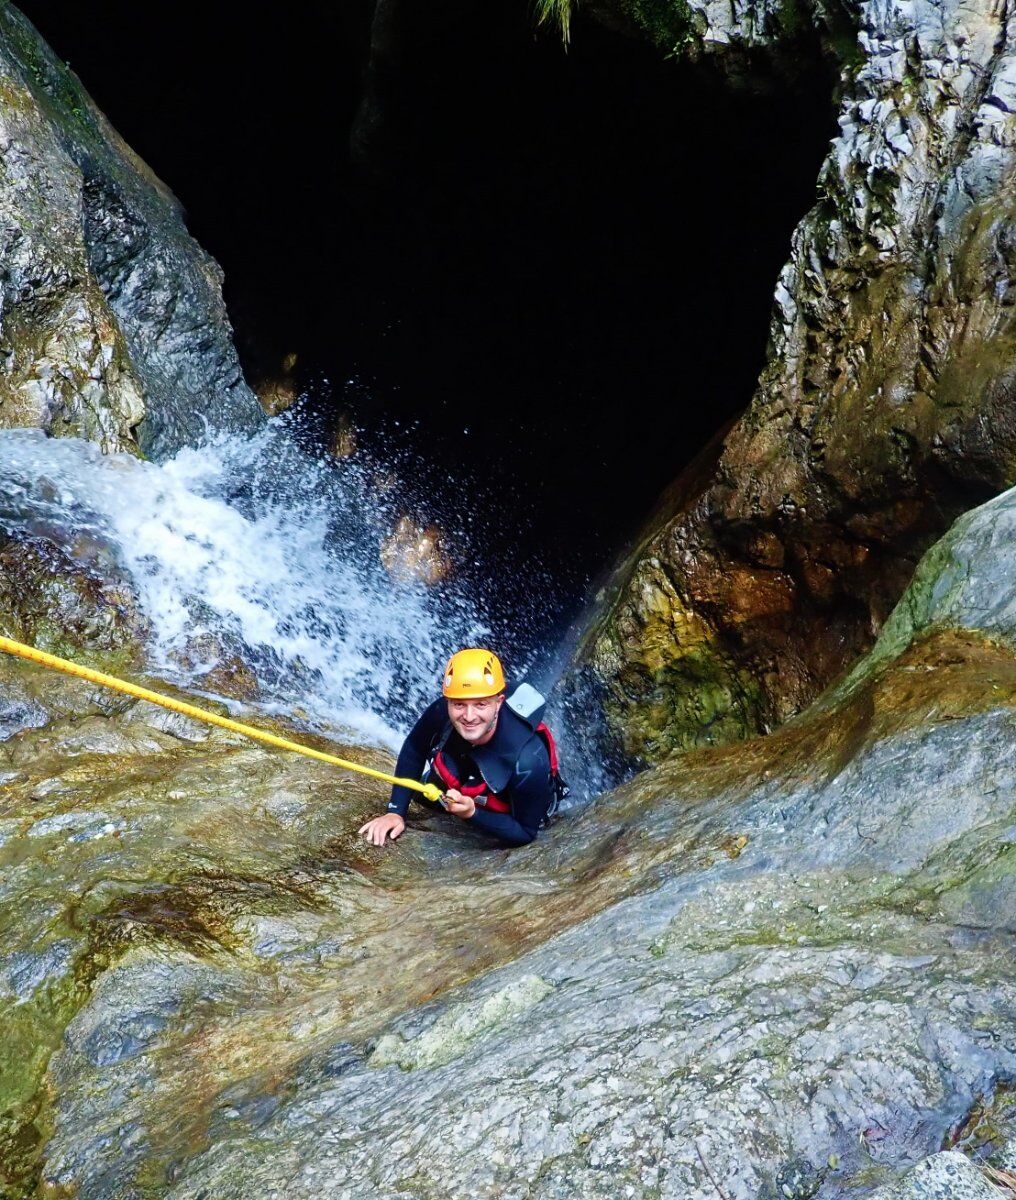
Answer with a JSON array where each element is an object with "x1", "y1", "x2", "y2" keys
[{"x1": 0, "y1": 427, "x2": 485, "y2": 748}]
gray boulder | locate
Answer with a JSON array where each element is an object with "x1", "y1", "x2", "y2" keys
[
  {"x1": 867, "y1": 1152, "x2": 998, "y2": 1199},
  {"x1": 849, "y1": 482, "x2": 1016, "y2": 677},
  {"x1": 0, "y1": 4, "x2": 262, "y2": 458}
]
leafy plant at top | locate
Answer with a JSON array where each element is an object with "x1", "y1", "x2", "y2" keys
[{"x1": 535, "y1": 0, "x2": 573, "y2": 44}]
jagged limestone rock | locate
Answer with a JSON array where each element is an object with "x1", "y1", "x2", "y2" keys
[
  {"x1": 589, "y1": 0, "x2": 854, "y2": 73},
  {"x1": 0, "y1": 3, "x2": 262, "y2": 458},
  {"x1": 571, "y1": 0, "x2": 1016, "y2": 764}
]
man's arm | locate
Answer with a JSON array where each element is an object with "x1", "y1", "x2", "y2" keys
[
  {"x1": 360, "y1": 701, "x2": 445, "y2": 845},
  {"x1": 386, "y1": 700, "x2": 446, "y2": 818}
]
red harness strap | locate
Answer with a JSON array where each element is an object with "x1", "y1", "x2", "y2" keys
[
  {"x1": 535, "y1": 722, "x2": 559, "y2": 773},
  {"x1": 431, "y1": 749, "x2": 511, "y2": 812},
  {"x1": 432, "y1": 723, "x2": 562, "y2": 815}
]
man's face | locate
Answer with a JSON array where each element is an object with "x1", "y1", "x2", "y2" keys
[{"x1": 447, "y1": 694, "x2": 504, "y2": 745}]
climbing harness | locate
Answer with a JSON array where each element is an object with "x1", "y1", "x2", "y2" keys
[
  {"x1": 428, "y1": 712, "x2": 569, "y2": 822},
  {"x1": 0, "y1": 634, "x2": 444, "y2": 802},
  {"x1": 430, "y1": 742, "x2": 512, "y2": 811}
]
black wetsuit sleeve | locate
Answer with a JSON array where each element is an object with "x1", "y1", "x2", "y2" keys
[
  {"x1": 468, "y1": 740, "x2": 553, "y2": 846},
  {"x1": 387, "y1": 701, "x2": 445, "y2": 817}
]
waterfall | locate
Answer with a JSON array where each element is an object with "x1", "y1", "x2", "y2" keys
[{"x1": 0, "y1": 425, "x2": 488, "y2": 749}]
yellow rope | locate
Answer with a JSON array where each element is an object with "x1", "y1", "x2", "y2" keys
[{"x1": 0, "y1": 634, "x2": 444, "y2": 801}]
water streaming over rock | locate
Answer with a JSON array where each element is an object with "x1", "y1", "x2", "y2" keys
[{"x1": 0, "y1": 425, "x2": 490, "y2": 749}]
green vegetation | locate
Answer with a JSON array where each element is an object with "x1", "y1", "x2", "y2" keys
[
  {"x1": 621, "y1": 0, "x2": 698, "y2": 57},
  {"x1": 537, "y1": 0, "x2": 698, "y2": 55},
  {"x1": 535, "y1": 0, "x2": 574, "y2": 44}
]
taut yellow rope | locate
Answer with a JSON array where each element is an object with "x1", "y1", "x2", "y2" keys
[{"x1": 0, "y1": 634, "x2": 443, "y2": 801}]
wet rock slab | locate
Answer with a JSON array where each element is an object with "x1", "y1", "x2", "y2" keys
[
  {"x1": 0, "y1": 638, "x2": 1013, "y2": 1194},
  {"x1": 6, "y1": 491, "x2": 1016, "y2": 1196},
  {"x1": 155, "y1": 699, "x2": 1016, "y2": 1200}
]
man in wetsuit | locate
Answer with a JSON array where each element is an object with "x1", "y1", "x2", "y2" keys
[{"x1": 358, "y1": 648, "x2": 556, "y2": 847}]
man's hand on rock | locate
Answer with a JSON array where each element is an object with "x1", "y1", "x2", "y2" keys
[
  {"x1": 443, "y1": 789, "x2": 476, "y2": 820},
  {"x1": 358, "y1": 813, "x2": 406, "y2": 845}
]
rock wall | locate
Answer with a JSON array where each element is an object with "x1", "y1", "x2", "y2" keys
[
  {"x1": 5, "y1": 475, "x2": 1016, "y2": 1198},
  {"x1": 0, "y1": 3, "x2": 262, "y2": 458},
  {"x1": 571, "y1": 0, "x2": 1016, "y2": 764}
]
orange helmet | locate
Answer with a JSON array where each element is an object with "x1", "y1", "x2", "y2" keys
[{"x1": 442, "y1": 648, "x2": 506, "y2": 699}]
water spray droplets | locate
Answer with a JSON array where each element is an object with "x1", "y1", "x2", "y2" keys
[{"x1": 0, "y1": 427, "x2": 484, "y2": 748}]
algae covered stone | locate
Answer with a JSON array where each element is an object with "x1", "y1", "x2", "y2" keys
[{"x1": 0, "y1": 532, "x2": 149, "y2": 671}]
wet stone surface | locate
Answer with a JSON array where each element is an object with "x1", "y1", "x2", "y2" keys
[
  {"x1": 0, "y1": 604, "x2": 1015, "y2": 1197},
  {"x1": 3, "y1": 466, "x2": 1016, "y2": 1200}
]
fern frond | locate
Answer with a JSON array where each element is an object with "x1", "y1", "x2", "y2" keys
[{"x1": 535, "y1": 0, "x2": 573, "y2": 45}]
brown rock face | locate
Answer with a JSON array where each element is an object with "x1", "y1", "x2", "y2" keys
[
  {"x1": 380, "y1": 516, "x2": 452, "y2": 586},
  {"x1": 569, "y1": 0, "x2": 1016, "y2": 764},
  {"x1": 0, "y1": 534, "x2": 150, "y2": 669},
  {"x1": 254, "y1": 353, "x2": 301, "y2": 418}
]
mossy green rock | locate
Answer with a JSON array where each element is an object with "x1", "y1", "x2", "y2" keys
[{"x1": 0, "y1": 533, "x2": 149, "y2": 674}]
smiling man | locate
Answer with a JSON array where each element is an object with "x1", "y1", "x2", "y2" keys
[{"x1": 358, "y1": 648, "x2": 560, "y2": 847}]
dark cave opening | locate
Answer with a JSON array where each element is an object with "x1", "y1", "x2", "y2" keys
[{"x1": 19, "y1": 0, "x2": 840, "y2": 660}]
